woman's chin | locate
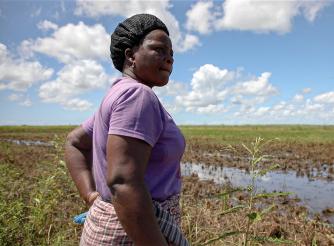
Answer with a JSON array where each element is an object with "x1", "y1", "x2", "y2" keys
[{"x1": 156, "y1": 79, "x2": 169, "y2": 87}]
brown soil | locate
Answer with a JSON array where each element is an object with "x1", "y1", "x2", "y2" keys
[
  {"x1": 181, "y1": 175, "x2": 334, "y2": 245},
  {"x1": 183, "y1": 139, "x2": 334, "y2": 181}
]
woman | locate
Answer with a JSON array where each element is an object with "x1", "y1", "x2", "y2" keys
[{"x1": 65, "y1": 14, "x2": 188, "y2": 246}]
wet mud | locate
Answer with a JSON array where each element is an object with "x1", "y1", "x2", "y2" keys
[
  {"x1": 181, "y1": 175, "x2": 334, "y2": 245},
  {"x1": 183, "y1": 139, "x2": 334, "y2": 181}
]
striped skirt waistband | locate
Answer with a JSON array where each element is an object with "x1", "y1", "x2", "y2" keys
[{"x1": 80, "y1": 194, "x2": 189, "y2": 246}]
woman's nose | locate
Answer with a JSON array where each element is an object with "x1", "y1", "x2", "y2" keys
[{"x1": 166, "y1": 54, "x2": 174, "y2": 65}]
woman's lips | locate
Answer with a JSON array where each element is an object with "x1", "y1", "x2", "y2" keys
[{"x1": 160, "y1": 68, "x2": 171, "y2": 73}]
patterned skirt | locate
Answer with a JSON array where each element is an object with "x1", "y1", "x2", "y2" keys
[{"x1": 80, "y1": 194, "x2": 189, "y2": 246}]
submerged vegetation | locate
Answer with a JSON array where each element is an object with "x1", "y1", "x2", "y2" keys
[{"x1": 0, "y1": 125, "x2": 334, "y2": 245}]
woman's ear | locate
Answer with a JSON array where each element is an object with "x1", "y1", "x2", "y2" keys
[{"x1": 124, "y1": 48, "x2": 134, "y2": 65}]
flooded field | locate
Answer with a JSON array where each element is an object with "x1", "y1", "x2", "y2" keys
[
  {"x1": 1, "y1": 125, "x2": 334, "y2": 245},
  {"x1": 182, "y1": 162, "x2": 334, "y2": 224}
]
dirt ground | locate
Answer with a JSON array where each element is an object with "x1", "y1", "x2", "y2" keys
[{"x1": 183, "y1": 139, "x2": 334, "y2": 181}]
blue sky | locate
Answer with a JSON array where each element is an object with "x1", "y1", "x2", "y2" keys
[{"x1": 0, "y1": 0, "x2": 333, "y2": 125}]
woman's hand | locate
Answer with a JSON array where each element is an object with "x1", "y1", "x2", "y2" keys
[
  {"x1": 65, "y1": 126, "x2": 96, "y2": 206},
  {"x1": 86, "y1": 191, "x2": 99, "y2": 207}
]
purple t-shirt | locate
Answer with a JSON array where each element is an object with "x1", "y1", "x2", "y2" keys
[{"x1": 82, "y1": 77, "x2": 186, "y2": 201}]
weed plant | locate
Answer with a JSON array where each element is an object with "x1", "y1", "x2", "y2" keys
[
  {"x1": 202, "y1": 137, "x2": 294, "y2": 245},
  {"x1": 0, "y1": 136, "x2": 83, "y2": 245}
]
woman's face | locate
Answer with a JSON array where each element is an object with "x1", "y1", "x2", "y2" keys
[{"x1": 132, "y1": 29, "x2": 174, "y2": 87}]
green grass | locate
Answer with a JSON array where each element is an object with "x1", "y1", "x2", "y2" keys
[
  {"x1": 1, "y1": 126, "x2": 334, "y2": 245},
  {"x1": 1, "y1": 125, "x2": 334, "y2": 143},
  {"x1": 0, "y1": 138, "x2": 83, "y2": 245},
  {"x1": 0, "y1": 125, "x2": 75, "y2": 133},
  {"x1": 0, "y1": 125, "x2": 76, "y2": 141},
  {"x1": 180, "y1": 125, "x2": 334, "y2": 143}
]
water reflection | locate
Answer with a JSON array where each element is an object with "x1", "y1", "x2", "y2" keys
[
  {"x1": 1, "y1": 139, "x2": 53, "y2": 147},
  {"x1": 181, "y1": 162, "x2": 334, "y2": 224}
]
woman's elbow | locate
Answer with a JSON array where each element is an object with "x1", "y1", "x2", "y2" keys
[{"x1": 65, "y1": 130, "x2": 78, "y2": 148}]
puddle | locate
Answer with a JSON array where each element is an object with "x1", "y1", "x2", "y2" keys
[
  {"x1": 181, "y1": 162, "x2": 334, "y2": 224},
  {"x1": 1, "y1": 139, "x2": 53, "y2": 147},
  {"x1": 3, "y1": 138, "x2": 333, "y2": 224}
]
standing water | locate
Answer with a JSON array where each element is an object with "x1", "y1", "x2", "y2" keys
[{"x1": 181, "y1": 162, "x2": 334, "y2": 224}]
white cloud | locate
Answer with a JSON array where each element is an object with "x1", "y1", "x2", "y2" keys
[
  {"x1": 186, "y1": 0, "x2": 331, "y2": 34},
  {"x1": 154, "y1": 80, "x2": 187, "y2": 97},
  {"x1": 254, "y1": 106, "x2": 270, "y2": 116},
  {"x1": 8, "y1": 93, "x2": 23, "y2": 101},
  {"x1": 185, "y1": 1, "x2": 215, "y2": 34},
  {"x1": 37, "y1": 20, "x2": 59, "y2": 31},
  {"x1": 63, "y1": 98, "x2": 92, "y2": 111},
  {"x1": 39, "y1": 59, "x2": 113, "y2": 111},
  {"x1": 305, "y1": 99, "x2": 325, "y2": 112},
  {"x1": 313, "y1": 91, "x2": 334, "y2": 104},
  {"x1": 176, "y1": 64, "x2": 235, "y2": 112},
  {"x1": 302, "y1": 1, "x2": 330, "y2": 22},
  {"x1": 74, "y1": 0, "x2": 200, "y2": 52},
  {"x1": 60, "y1": 0, "x2": 66, "y2": 13},
  {"x1": 197, "y1": 104, "x2": 228, "y2": 114},
  {"x1": 302, "y1": 87, "x2": 312, "y2": 94},
  {"x1": 8, "y1": 93, "x2": 32, "y2": 107},
  {"x1": 234, "y1": 72, "x2": 278, "y2": 97},
  {"x1": 161, "y1": 65, "x2": 278, "y2": 115},
  {"x1": 177, "y1": 34, "x2": 200, "y2": 52},
  {"x1": 0, "y1": 43, "x2": 53, "y2": 92},
  {"x1": 233, "y1": 95, "x2": 334, "y2": 122},
  {"x1": 23, "y1": 22, "x2": 110, "y2": 63},
  {"x1": 31, "y1": 7, "x2": 42, "y2": 18},
  {"x1": 216, "y1": 0, "x2": 299, "y2": 33},
  {"x1": 19, "y1": 98, "x2": 32, "y2": 107},
  {"x1": 293, "y1": 94, "x2": 304, "y2": 102}
]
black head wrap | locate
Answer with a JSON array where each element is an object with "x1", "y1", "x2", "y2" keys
[{"x1": 110, "y1": 13, "x2": 169, "y2": 72}]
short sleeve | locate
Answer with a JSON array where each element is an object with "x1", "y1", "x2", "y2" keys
[
  {"x1": 81, "y1": 113, "x2": 95, "y2": 137},
  {"x1": 108, "y1": 86, "x2": 164, "y2": 147}
]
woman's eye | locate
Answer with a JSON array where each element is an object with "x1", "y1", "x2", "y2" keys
[{"x1": 155, "y1": 47, "x2": 163, "y2": 53}]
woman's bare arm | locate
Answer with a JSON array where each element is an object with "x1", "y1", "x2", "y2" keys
[
  {"x1": 106, "y1": 135, "x2": 168, "y2": 246},
  {"x1": 65, "y1": 126, "x2": 98, "y2": 206}
]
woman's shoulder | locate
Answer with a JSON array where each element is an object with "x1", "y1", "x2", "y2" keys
[
  {"x1": 115, "y1": 77, "x2": 153, "y2": 91},
  {"x1": 112, "y1": 77, "x2": 158, "y2": 100},
  {"x1": 103, "y1": 77, "x2": 160, "y2": 109}
]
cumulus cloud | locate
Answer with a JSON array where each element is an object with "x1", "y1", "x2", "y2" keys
[
  {"x1": 31, "y1": 7, "x2": 42, "y2": 18},
  {"x1": 254, "y1": 106, "x2": 270, "y2": 116},
  {"x1": 152, "y1": 62, "x2": 333, "y2": 123},
  {"x1": 197, "y1": 104, "x2": 228, "y2": 114},
  {"x1": 302, "y1": 88, "x2": 312, "y2": 94},
  {"x1": 63, "y1": 98, "x2": 92, "y2": 111},
  {"x1": 185, "y1": 1, "x2": 215, "y2": 34},
  {"x1": 153, "y1": 64, "x2": 280, "y2": 116},
  {"x1": 0, "y1": 43, "x2": 53, "y2": 92},
  {"x1": 37, "y1": 20, "x2": 59, "y2": 31},
  {"x1": 154, "y1": 80, "x2": 188, "y2": 97},
  {"x1": 19, "y1": 98, "x2": 32, "y2": 107},
  {"x1": 7, "y1": 93, "x2": 32, "y2": 107},
  {"x1": 234, "y1": 72, "x2": 278, "y2": 96},
  {"x1": 74, "y1": 0, "x2": 200, "y2": 52},
  {"x1": 293, "y1": 94, "x2": 304, "y2": 102},
  {"x1": 313, "y1": 91, "x2": 334, "y2": 104},
  {"x1": 175, "y1": 64, "x2": 235, "y2": 112},
  {"x1": 39, "y1": 59, "x2": 113, "y2": 111},
  {"x1": 8, "y1": 93, "x2": 23, "y2": 101},
  {"x1": 22, "y1": 22, "x2": 110, "y2": 63},
  {"x1": 185, "y1": 0, "x2": 331, "y2": 34},
  {"x1": 232, "y1": 93, "x2": 334, "y2": 123}
]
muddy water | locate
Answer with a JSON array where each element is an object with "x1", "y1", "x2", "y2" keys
[
  {"x1": 3, "y1": 138, "x2": 333, "y2": 224},
  {"x1": 2, "y1": 139, "x2": 53, "y2": 147},
  {"x1": 181, "y1": 162, "x2": 334, "y2": 224}
]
